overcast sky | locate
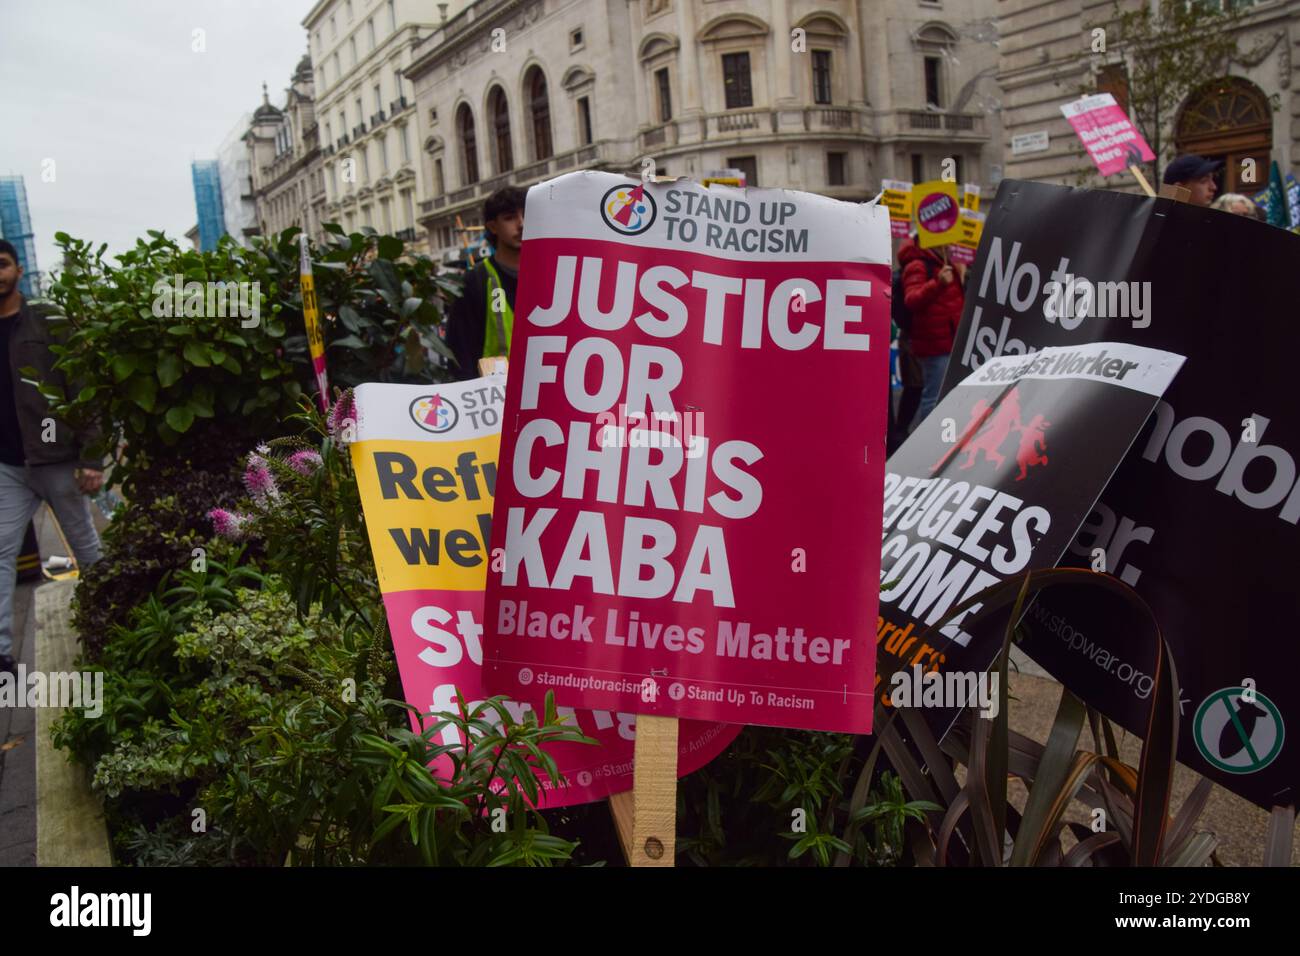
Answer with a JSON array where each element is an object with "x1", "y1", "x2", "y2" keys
[{"x1": 0, "y1": 0, "x2": 314, "y2": 277}]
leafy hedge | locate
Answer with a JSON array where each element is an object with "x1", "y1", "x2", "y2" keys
[{"x1": 44, "y1": 226, "x2": 460, "y2": 491}]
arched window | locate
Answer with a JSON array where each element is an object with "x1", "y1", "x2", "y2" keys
[
  {"x1": 488, "y1": 86, "x2": 514, "y2": 173},
  {"x1": 457, "y1": 103, "x2": 479, "y2": 185},
  {"x1": 639, "y1": 35, "x2": 679, "y2": 126},
  {"x1": 913, "y1": 22, "x2": 959, "y2": 109},
  {"x1": 698, "y1": 15, "x2": 769, "y2": 113},
  {"x1": 796, "y1": 14, "x2": 850, "y2": 106},
  {"x1": 526, "y1": 66, "x2": 553, "y2": 160},
  {"x1": 1176, "y1": 76, "x2": 1272, "y2": 195}
]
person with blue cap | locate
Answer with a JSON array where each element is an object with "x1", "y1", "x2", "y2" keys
[{"x1": 1162, "y1": 154, "x2": 1223, "y2": 206}]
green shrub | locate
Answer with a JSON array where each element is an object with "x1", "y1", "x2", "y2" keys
[
  {"x1": 44, "y1": 232, "x2": 302, "y2": 484},
  {"x1": 43, "y1": 226, "x2": 460, "y2": 488},
  {"x1": 79, "y1": 577, "x2": 591, "y2": 866},
  {"x1": 71, "y1": 438, "x2": 250, "y2": 653}
]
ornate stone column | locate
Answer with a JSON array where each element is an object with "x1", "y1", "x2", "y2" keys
[
  {"x1": 676, "y1": 0, "x2": 705, "y2": 144},
  {"x1": 772, "y1": 0, "x2": 805, "y2": 133}
]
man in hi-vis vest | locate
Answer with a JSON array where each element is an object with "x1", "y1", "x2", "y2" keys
[{"x1": 447, "y1": 187, "x2": 525, "y2": 380}]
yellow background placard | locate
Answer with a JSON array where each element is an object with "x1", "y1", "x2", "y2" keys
[
  {"x1": 351, "y1": 434, "x2": 501, "y2": 593},
  {"x1": 911, "y1": 180, "x2": 962, "y2": 248},
  {"x1": 957, "y1": 210, "x2": 985, "y2": 249},
  {"x1": 880, "y1": 179, "x2": 913, "y2": 221}
]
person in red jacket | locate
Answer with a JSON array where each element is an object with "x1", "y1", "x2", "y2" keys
[{"x1": 898, "y1": 237, "x2": 965, "y2": 428}]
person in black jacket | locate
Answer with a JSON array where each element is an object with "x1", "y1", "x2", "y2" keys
[
  {"x1": 446, "y1": 187, "x2": 525, "y2": 380},
  {"x1": 0, "y1": 240, "x2": 103, "y2": 675}
]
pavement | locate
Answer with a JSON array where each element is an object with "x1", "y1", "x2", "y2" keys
[
  {"x1": 0, "y1": 504, "x2": 111, "y2": 868},
  {"x1": 0, "y1": 583, "x2": 36, "y2": 866},
  {"x1": 1006, "y1": 649, "x2": 1300, "y2": 867}
]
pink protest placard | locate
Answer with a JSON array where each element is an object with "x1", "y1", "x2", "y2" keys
[
  {"x1": 482, "y1": 172, "x2": 891, "y2": 733},
  {"x1": 1060, "y1": 93, "x2": 1155, "y2": 177}
]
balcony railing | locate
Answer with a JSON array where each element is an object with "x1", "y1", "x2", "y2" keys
[
  {"x1": 419, "y1": 145, "x2": 610, "y2": 218},
  {"x1": 714, "y1": 108, "x2": 774, "y2": 136},
  {"x1": 395, "y1": 227, "x2": 416, "y2": 241},
  {"x1": 516, "y1": 158, "x2": 550, "y2": 181},
  {"x1": 804, "y1": 106, "x2": 856, "y2": 131},
  {"x1": 640, "y1": 120, "x2": 680, "y2": 151},
  {"x1": 353, "y1": 123, "x2": 367, "y2": 137},
  {"x1": 390, "y1": 96, "x2": 410, "y2": 115},
  {"x1": 481, "y1": 172, "x2": 511, "y2": 194},
  {"x1": 371, "y1": 111, "x2": 386, "y2": 126},
  {"x1": 900, "y1": 110, "x2": 985, "y2": 136}
]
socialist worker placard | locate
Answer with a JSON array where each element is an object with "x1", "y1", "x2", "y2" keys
[
  {"x1": 877, "y1": 341, "x2": 1184, "y2": 740},
  {"x1": 481, "y1": 171, "x2": 892, "y2": 733}
]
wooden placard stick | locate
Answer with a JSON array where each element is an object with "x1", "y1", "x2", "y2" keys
[
  {"x1": 1158, "y1": 182, "x2": 1191, "y2": 203},
  {"x1": 1129, "y1": 165, "x2": 1156, "y2": 198},
  {"x1": 1264, "y1": 804, "x2": 1295, "y2": 866},
  {"x1": 455, "y1": 214, "x2": 478, "y2": 267},
  {"x1": 609, "y1": 714, "x2": 680, "y2": 866}
]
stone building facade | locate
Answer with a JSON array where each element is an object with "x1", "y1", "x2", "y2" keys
[
  {"x1": 998, "y1": 0, "x2": 1298, "y2": 197},
  {"x1": 405, "y1": 0, "x2": 1004, "y2": 257},
  {"x1": 304, "y1": 0, "x2": 452, "y2": 254},
  {"x1": 245, "y1": 58, "x2": 328, "y2": 240}
]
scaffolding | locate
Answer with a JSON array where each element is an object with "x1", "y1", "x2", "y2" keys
[
  {"x1": 191, "y1": 160, "x2": 227, "y2": 252},
  {"x1": 0, "y1": 175, "x2": 41, "y2": 297}
]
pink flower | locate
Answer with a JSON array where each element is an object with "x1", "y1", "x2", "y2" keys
[
  {"x1": 243, "y1": 453, "x2": 280, "y2": 505},
  {"x1": 287, "y1": 449, "x2": 323, "y2": 475},
  {"x1": 208, "y1": 508, "x2": 250, "y2": 541},
  {"x1": 328, "y1": 391, "x2": 356, "y2": 443}
]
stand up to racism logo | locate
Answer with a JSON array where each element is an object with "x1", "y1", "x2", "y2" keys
[
  {"x1": 600, "y1": 183, "x2": 657, "y2": 236},
  {"x1": 409, "y1": 393, "x2": 459, "y2": 434}
]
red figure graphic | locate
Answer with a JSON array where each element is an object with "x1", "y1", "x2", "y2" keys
[
  {"x1": 933, "y1": 398, "x2": 991, "y2": 471},
  {"x1": 1014, "y1": 414, "x2": 1051, "y2": 480},
  {"x1": 957, "y1": 388, "x2": 1022, "y2": 471}
]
